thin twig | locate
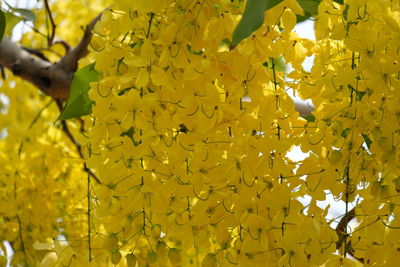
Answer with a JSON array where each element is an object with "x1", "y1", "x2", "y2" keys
[
  {"x1": 145, "y1": 13, "x2": 154, "y2": 38},
  {"x1": 16, "y1": 215, "x2": 28, "y2": 266},
  {"x1": 56, "y1": 100, "x2": 101, "y2": 184},
  {"x1": 14, "y1": 173, "x2": 29, "y2": 266},
  {"x1": 28, "y1": 99, "x2": 54, "y2": 129},
  {"x1": 43, "y1": 1, "x2": 70, "y2": 54},
  {"x1": 336, "y1": 207, "x2": 355, "y2": 250},
  {"x1": 43, "y1": 0, "x2": 56, "y2": 47},
  {"x1": 87, "y1": 172, "x2": 92, "y2": 262},
  {"x1": 53, "y1": 40, "x2": 71, "y2": 54}
]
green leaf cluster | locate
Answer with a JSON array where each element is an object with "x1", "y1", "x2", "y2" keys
[
  {"x1": 232, "y1": 0, "x2": 282, "y2": 46},
  {"x1": 232, "y1": 0, "x2": 345, "y2": 45},
  {"x1": 0, "y1": 3, "x2": 36, "y2": 41},
  {"x1": 57, "y1": 63, "x2": 99, "y2": 121}
]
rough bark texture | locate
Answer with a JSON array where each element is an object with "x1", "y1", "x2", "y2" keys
[
  {"x1": 0, "y1": 37, "x2": 71, "y2": 99},
  {"x1": 0, "y1": 12, "x2": 103, "y2": 100}
]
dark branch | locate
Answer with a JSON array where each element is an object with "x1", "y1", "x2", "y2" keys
[
  {"x1": 0, "y1": 10, "x2": 105, "y2": 100},
  {"x1": 44, "y1": 0, "x2": 56, "y2": 47},
  {"x1": 58, "y1": 11, "x2": 104, "y2": 74},
  {"x1": 56, "y1": 100, "x2": 101, "y2": 184},
  {"x1": 335, "y1": 208, "x2": 364, "y2": 263}
]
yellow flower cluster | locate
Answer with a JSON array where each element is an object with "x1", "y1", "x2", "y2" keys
[
  {"x1": 0, "y1": 0, "x2": 399, "y2": 266},
  {"x1": 0, "y1": 81, "x2": 90, "y2": 266},
  {"x1": 293, "y1": 0, "x2": 400, "y2": 264},
  {"x1": 86, "y1": 0, "x2": 335, "y2": 266},
  {"x1": 0, "y1": 1, "x2": 110, "y2": 266}
]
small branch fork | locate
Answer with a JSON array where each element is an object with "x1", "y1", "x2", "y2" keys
[
  {"x1": 43, "y1": 0, "x2": 71, "y2": 53},
  {"x1": 44, "y1": 0, "x2": 56, "y2": 47},
  {"x1": 0, "y1": 7, "x2": 104, "y2": 100},
  {"x1": 0, "y1": 3, "x2": 105, "y2": 184},
  {"x1": 336, "y1": 208, "x2": 364, "y2": 263}
]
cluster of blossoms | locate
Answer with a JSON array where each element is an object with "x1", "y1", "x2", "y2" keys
[
  {"x1": 0, "y1": 0, "x2": 399, "y2": 266},
  {"x1": 295, "y1": 0, "x2": 400, "y2": 264},
  {"x1": 87, "y1": 0, "x2": 337, "y2": 265},
  {"x1": 0, "y1": 0, "x2": 110, "y2": 265}
]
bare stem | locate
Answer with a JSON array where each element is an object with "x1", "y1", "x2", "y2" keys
[
  {"x1": 44, "y1": 0, "x2": 56, "y2": 47},
  {"x1": 56, "y1": 100, "x2": 101, "y2": 184},
  {"x1": 87, "y1": 173, "x2": 92, "y2": 261}
]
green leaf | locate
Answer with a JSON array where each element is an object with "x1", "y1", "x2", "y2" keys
[
  {"x1": 232, "y1": 0, "x2": 282, "y2": 46},
  {"x1": 297, "y1": 0, "x2": 343, "y2": 18},
  {"x1": 13, "y1": 8, "x2": 36, "y2": 21},
  {"x1": 118, "y1": 87, "x2": 133, "y2": 96},
  {"x1": 296, "y1": 13, "x2": 312, "y2": 24},
  {"x1": 186, "y1": 44, "x2": 204, "y2": 55},
  {"x1": 120, "y1": 127, "x2": 141, "y2": 147},
  {"x1": 355, "y1": 90, "x2": 366, "y2": 101},
  {"x1": 263, "y1": 56, "x2": 287, "y2": 73},
  {"x1": 341, "y1": 128, "x2": 351, "y2": 138},
  {"x1": 4, "y1": 11, "x2": 21, "y2": 36},
  {"x1": 57, "y1": 63, "x2": 99, "y2": 121},
  {"x1": 301, "y1": 114, "x2": 315, "y2": 122},
  {"x1": 3, "y1": 2, "x2": 36, "y2": 21},
  {"x1": 361, "y1": 134, "x2": 372, "y2": 150},
  {"x1": 297, "y1": 0, "x2": 321, "y2": 15},
  {"x1": 0, "y1": 10, "x2": 5, "y2": 41}
]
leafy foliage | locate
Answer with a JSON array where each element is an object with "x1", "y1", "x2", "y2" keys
[
  {"x1": 57, "y1": 63, "x2": 99, "y2": 121},
  {"x1": 232, "y1": 0, "x2": 282, "y2": 45},
  {"x1": 3, "y1": 11, "x2": 21, "y2": 36},
  {"x1": 3, "y1": 2, "x2": 36, "y2": 21},
  {"x1": 298, "y1": 0, "x2": 320, "y2": 15},
  {"x1": 233, "y1": 0, "x2": 347, "y2": 44}
]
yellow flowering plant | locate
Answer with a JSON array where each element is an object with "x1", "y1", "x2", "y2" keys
[{"x1": 0, "y1": 0, "x2": 399, "y2": 266}]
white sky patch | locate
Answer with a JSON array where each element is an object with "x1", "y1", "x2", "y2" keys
[
  {"x1": 2, "y1": 0, "x2": 36, "y2": 41},
  {"x1": 286, "y1": 20, "x2": 315, "y2": 104},
  {"x1": 295, "y1": 21, "x2": 315, "y2": 74},
  {"x1": 302, "y1": 55, "x2": 315, "y2": 72},
  {"x1": 287, "y1": 19, "x2": 315, "y2": 73},
  {"x1": 286, "y1": 145, "x2": 309, "y2": 162},
  {"x1": 294, "y1": 20, "x2": 315, "y2": 40},
  {"x1": 0, "y1": 93, "x2": 9, "y2": 114}
]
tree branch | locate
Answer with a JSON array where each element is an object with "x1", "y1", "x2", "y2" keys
[
  {"x1": 0, "y1": 10, "x2": 104, "y2": 100},
  {"x1": 335, "y1": 208, "x2": 364, "y2": 263},
  {"x1": 58, "y1": 11, "x2": 104, "y2": 74},
  {"x1": 0, "y1": 37, "x2": 71, "y2": 99},
  {"x1": 44, "y1": 0, "x2": 57, "y2": 47}
]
